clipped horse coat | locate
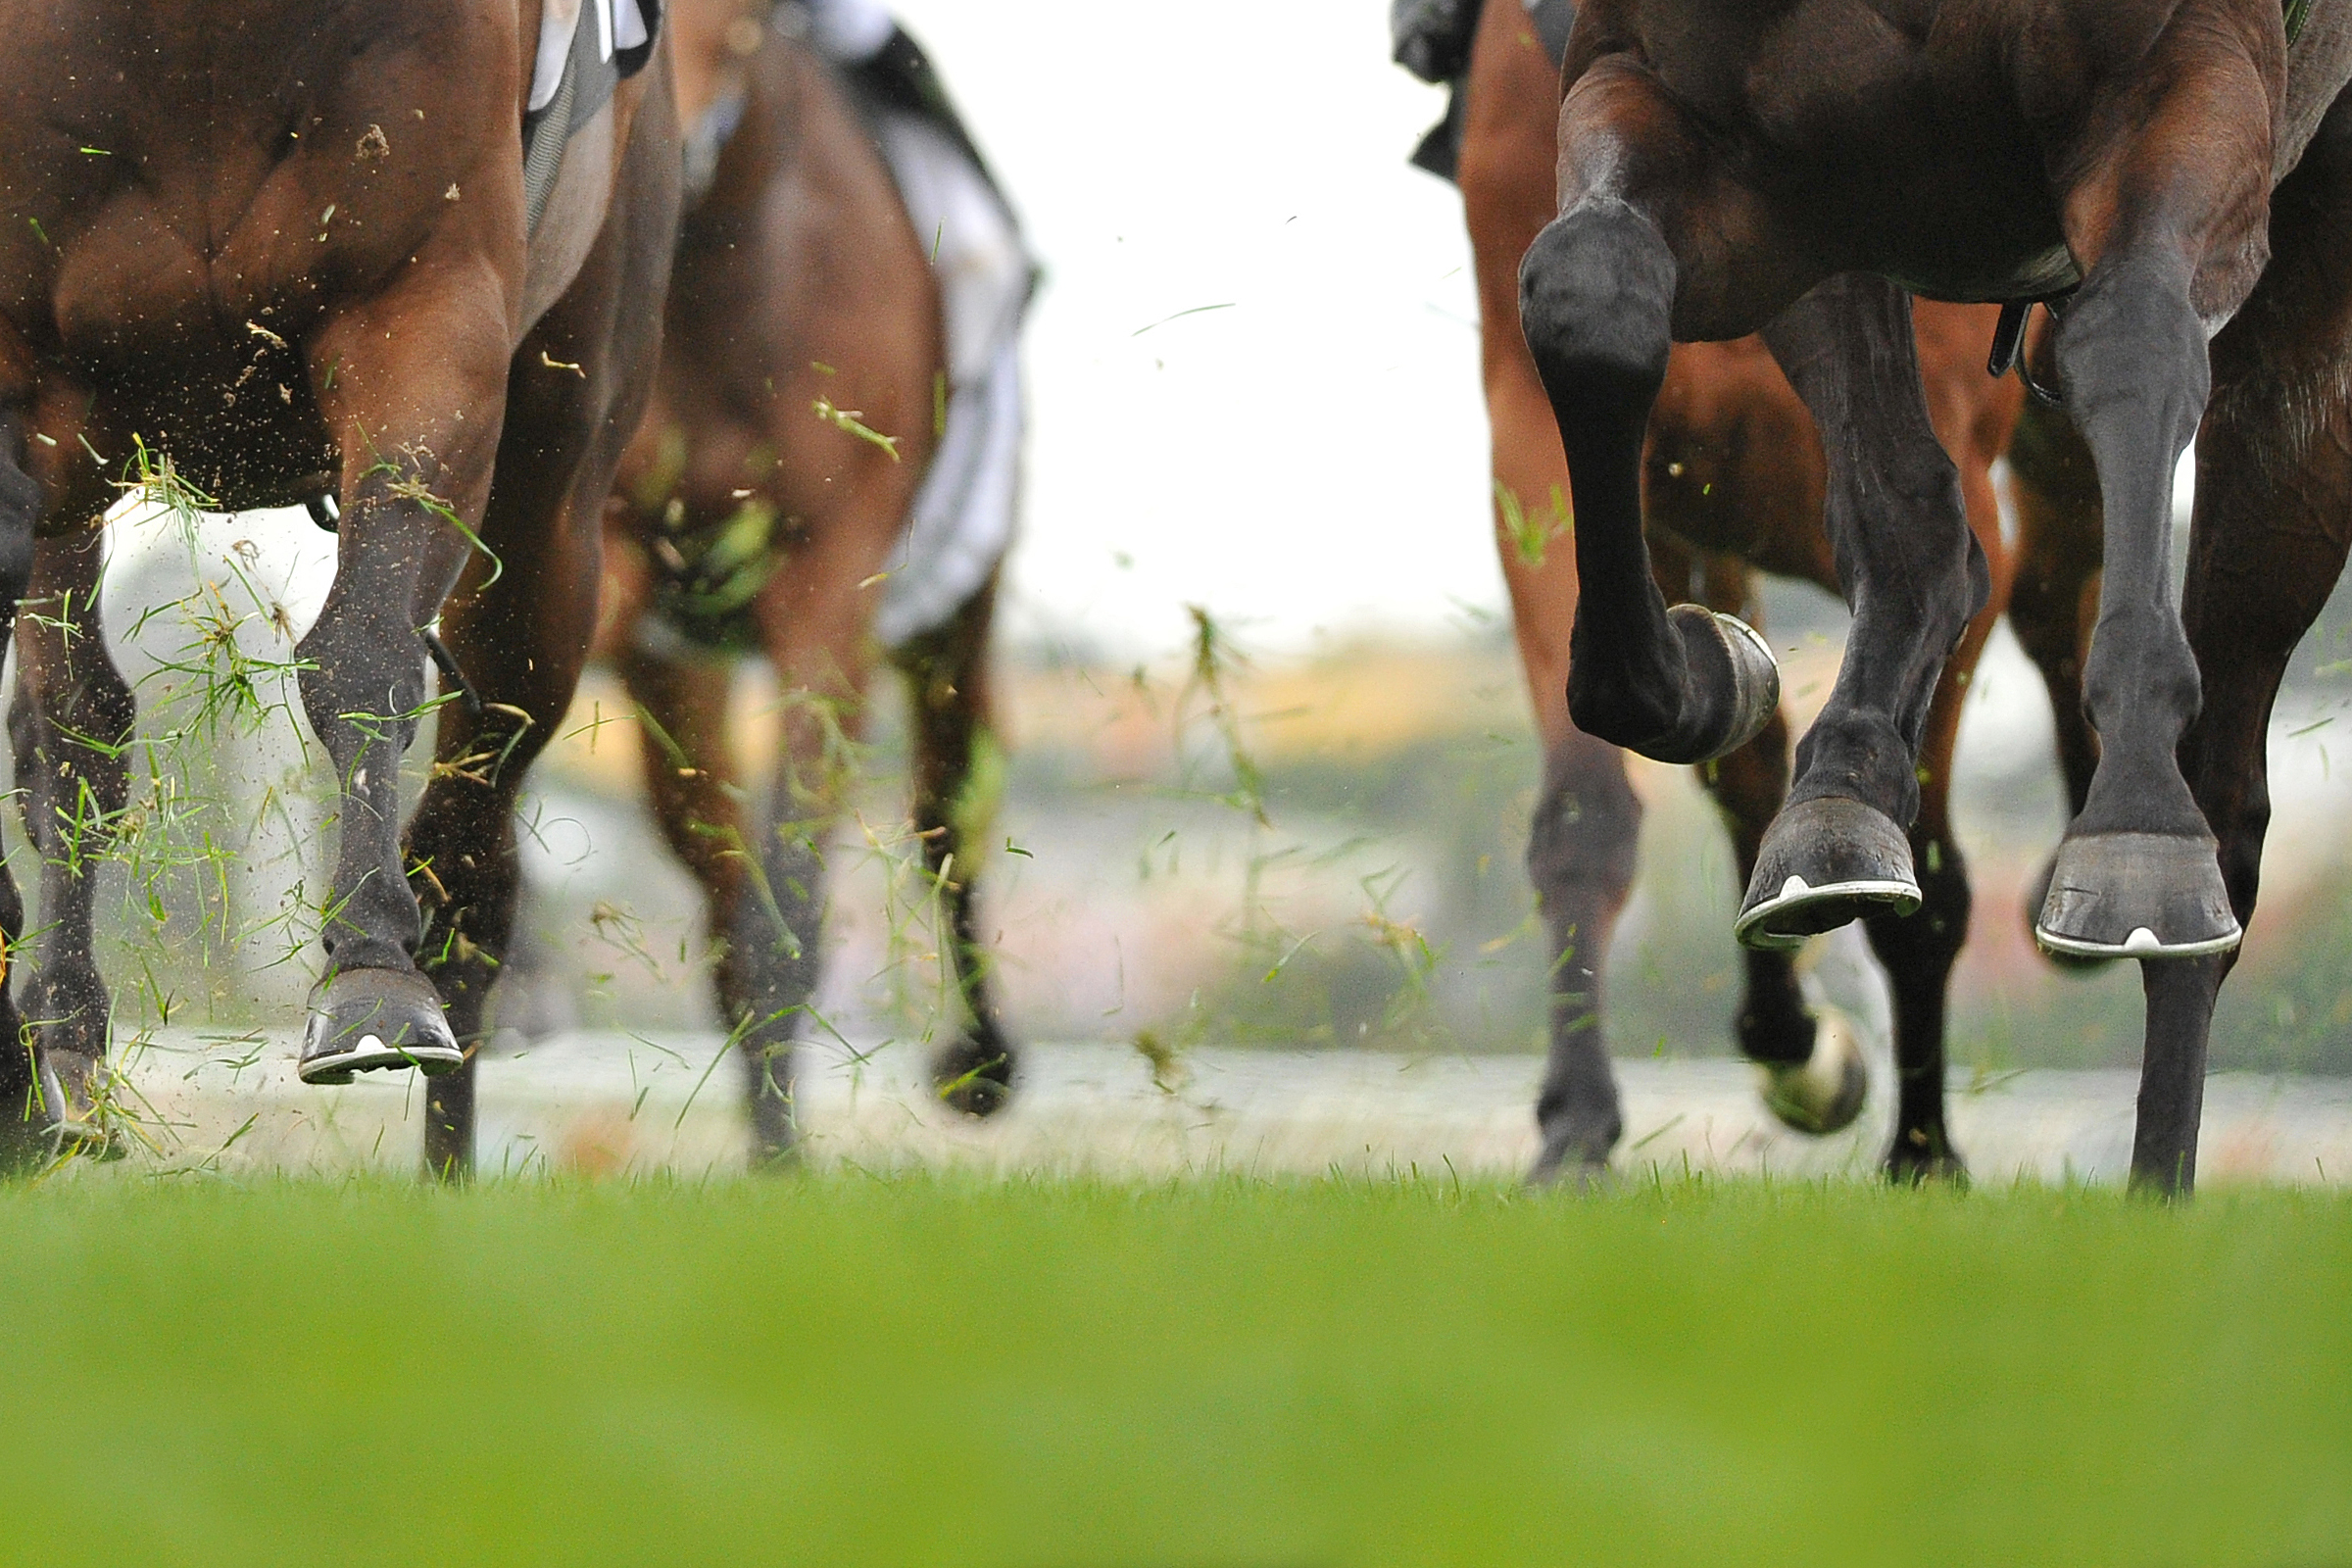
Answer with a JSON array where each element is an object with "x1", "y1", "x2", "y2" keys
[{"x1": 0, "y1": 0, "x2": 680, "y2": 1167}]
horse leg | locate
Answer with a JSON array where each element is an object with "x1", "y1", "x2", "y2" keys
[
  {"x1": 1462, "y1": 20, "x2": 1638, "y2": 1180},
  {"x1": 1674, "y1": 550, "x2": 1869, "y2": 1137},
  {"x1": 892, "y1": 571, "x2": 1017, "y2": 1116},
  {"x1": 1719, "y1": 275, "x2": 1989, "y2": 956},
  {"x1": 286, "y1": 266, "x2": 523, "y2": 1086},
  {"x1": 0, "y1": 411, "x2": 45, "y2": 1167},
  {"x1": 2133, "y1": 93, "x2": 2352, "y2": 1197},
  {"x1": 1862, "y1": 590, "x2": 1997, "y2": 1182},
  {"x1": 2002, "y1": 394, "x2": 2105, "y2": 936},
  {"x1": 611, "y1": 637, "x2": 759, "y2": 1127},
  {"x1": 10, "y1": 520, "x2": 135, "y2": 1153},
  {"x1": 1522, "y1": 720, "x2": 1639, "y2": 1179},
  {"x1": 408, "y1": 94, "x2": 679, "y2": 1178},
  {"x1": 1858, "y1": 316, "x2": 2023, "y2": 1182},
  {"x1": 1516, "y1": 61, "x2": 1805, "y2": 768},
  {"x1": 404, "y1": 420, "x2": 612, "y2": 1181},
  {"x1": 2026, "y1": 66, "x2": 2284, "y2": 962}
]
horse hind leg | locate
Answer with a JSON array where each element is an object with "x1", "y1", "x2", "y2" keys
[
  {"x1": 1675, "y1": 552, "x2": 1867, "y2": 1137},
  {"x1": 1524, "y1": 726, "x2": 1638, "y2": 1181},
  {"x1": 892, "y1": 573, "x2": 1018, "y2": 1117},
  {"x1": 0, "y1": 415, "x2": 42, "y2": 1169},
  {"x1": 11, "y1": 525, "x2": 134, "y2": 1158}
]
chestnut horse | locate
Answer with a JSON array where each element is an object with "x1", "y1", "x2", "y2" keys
[
  {"x1": 426, "y1": 0, "x2": 1025, "y2": 1171},
  {"x1": 1440, "y1": 0, "x2": 2105, "y2": 1181},
  {"x1": 0, "y1": 0, "x2": 680, "y2": 1169},
  {"x1": 1517, "y1": 0, "x2": 2352, "y2": 1192}
]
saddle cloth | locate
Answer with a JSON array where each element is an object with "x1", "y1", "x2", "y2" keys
[{"x1": 522, "y1": 0, "x2": 662, "y2": 233}]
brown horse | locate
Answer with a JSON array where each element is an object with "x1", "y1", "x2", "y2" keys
[
  {"x1": 0, "y1": 0, "x2": 681, "y2": 1169},
  {"x1": 1516, "y1": 0, "x2": 2352, "y2": 1193},
  {"x1": 436, "y1": 0, "x2": 1024, "y2": 1171},
  {"x1": 1447, "y1": 0, "x2": 2104, "y2": 1181}
]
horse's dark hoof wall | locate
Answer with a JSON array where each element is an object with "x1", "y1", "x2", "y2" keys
[
  {"x1": 37, "y1": 1049, "x2": 121, "y2": 1158},
  {"x1": 1757, "y1": 1008, "x2": 1868, "y2": 1136},
  {"x1": 1634, "y1": 605, "x2": 1781, "y2": 765},
  {"x1": 2034, "y1": 832, "x2": 2240, "y2": 959},
  {"x1": 299, "y1": 969, "x2": 463, "y2": 1086},
  {"x1": 1736, "y1": 796, "x2": 1921, "y2": 951},
  {"x1": 2025, "y1": 852, "x2": 2110, "y2": 970},
  {"x1": 933, "y1": 1036, "x2": 1015, "y2": 1118}
]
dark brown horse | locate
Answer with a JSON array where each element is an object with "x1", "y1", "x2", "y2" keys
[
  {"x1": 440, "y1": 0, "x2": 1024, "y2": 1171},
  {"x1": 1443, "y1": 0, "x2": 2103, "y2": 1181},
  {"x1": 1517, "y1": 0, "x2": 2352, "y2": 1193},
  {"x1": 0, "y1": 0, "x2": 680, "y2": 1169}
]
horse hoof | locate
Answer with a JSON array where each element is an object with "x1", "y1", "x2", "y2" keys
[
  {"x1": 1528, "y1": 1148, "x2": 1613, "y2": 1190},
  {"x1": 933, "y1": 1035, "x2": 1015, "y2": 1118},
  {"x1": 1736, "y1": 797, "x2": 1921, "y2": 951},
  {"x1": 1644, "y1": 605, "x2": 1782, "y2": 765},
  {"x1": 299, "y1": 969, "x2": 463, "y2": 1086},
  {"x1": 36, "y1": 1049, "x2": 122, "y2": 1158},
  {"x1": 1885, "y1": 1139, "x2": 1969, "y2": 1187},
  {"x1": 1757, "y1": 1007, "x2": 1868, "y2": 1136},
  {"x1": 2034, "y1": 832, "x2": 2240, "y2": 960},
  {"x1": 1529, "y1": 1112, "x2": 1620, "y2": 1186}
]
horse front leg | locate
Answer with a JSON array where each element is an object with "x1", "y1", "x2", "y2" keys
[
  {"x1": 2028, "y1": 69, "x2": 2280, "y2": 965},
  {"x1": 1734, "y1": 276, "x2": 1988, "y2": 951},
  {"x1": 1515, "y1": 63, "x2": 1794, "y2": 768},
  {"x1": 2133, "y1": 91, "x2": 2352, "y2": 1196},
  {"x1": 290, "y1": 270, "x2": 513, "y2": 1087}
]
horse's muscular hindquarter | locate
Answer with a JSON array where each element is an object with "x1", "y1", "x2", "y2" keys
[{"x1": 0, "y1": 0, "x2": 679, "y2": 1171}]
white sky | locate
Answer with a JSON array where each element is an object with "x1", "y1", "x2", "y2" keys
[{"x1": 889, "y1": 0, "x2": 1497, "y2": 658}]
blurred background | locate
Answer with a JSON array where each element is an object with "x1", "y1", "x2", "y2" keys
[{"x1": 26, "y1": 0, "x2": 2352, "y2": 1152}]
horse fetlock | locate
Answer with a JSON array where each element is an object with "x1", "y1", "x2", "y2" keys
[
  {"x1": 21, "y1": 963, "x2": 111, "y2": 1063},
  {"x1": 1530, "y1": 1095, "x2": 1622, "y2": 1185},
  {"x1": 1885, "y1": 1125, "x2": 1968, "y2": 1186},
  {"x1": 1566, "y1": 606, "x2": 1778, "y2": 763},
  {"x1": 35, "y1": 1046, "x2": 119, "y2": 1156}
]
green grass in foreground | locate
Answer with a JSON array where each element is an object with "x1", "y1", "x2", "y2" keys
[{"x1": 1, "y1": 1176, "x2": 2346, "y2": 1566}]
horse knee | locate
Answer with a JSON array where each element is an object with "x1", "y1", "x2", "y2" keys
[{"x1": 1517, "y1": 200, "x2": 1676, "y2": 416}]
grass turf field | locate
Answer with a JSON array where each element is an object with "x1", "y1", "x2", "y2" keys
[{"x1": 1, "y1": 1175, "x2": 2346, "y2": 1565}]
